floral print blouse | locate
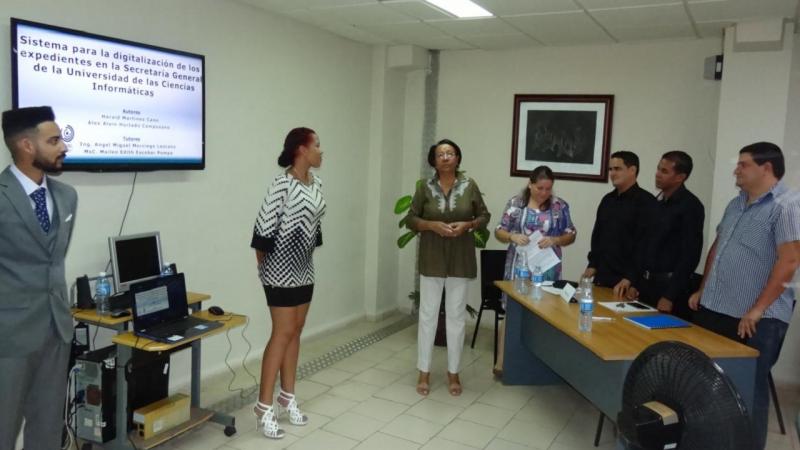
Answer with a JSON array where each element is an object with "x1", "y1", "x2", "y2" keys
[{"x1": 496, "y1": 194, "x2": 576, "y2": 292}]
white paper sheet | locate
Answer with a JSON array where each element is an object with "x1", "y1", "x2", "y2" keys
[{"x1": 519, "y1": 230, "x2": 561, "y2": 273}]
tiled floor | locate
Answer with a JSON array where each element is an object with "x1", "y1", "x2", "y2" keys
[{"x1": 155, "y1": 315, "x2": 800, "y2": 450}]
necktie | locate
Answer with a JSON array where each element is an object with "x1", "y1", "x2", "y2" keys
[{"x1": 30, "y1": 187, "x2": 51, "y2": 233}]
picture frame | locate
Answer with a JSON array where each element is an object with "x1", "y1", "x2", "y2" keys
[{"x1": 510, "y1": 94, "x2": 614, "y2": 182}]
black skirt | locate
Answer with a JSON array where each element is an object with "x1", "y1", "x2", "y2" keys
[{"x1": 263, "y1": 284, "x2": 314, "y2": 307}]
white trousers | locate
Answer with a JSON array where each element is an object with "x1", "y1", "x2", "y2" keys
[{"x1": 418, "y1": 275, "x2": 468, "y2": 374}]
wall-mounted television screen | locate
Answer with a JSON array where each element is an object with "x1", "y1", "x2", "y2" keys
[{"x1": 11, "y1": 18, "x2": 205, "y2": 171}]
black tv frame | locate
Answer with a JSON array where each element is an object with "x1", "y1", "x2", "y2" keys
[{"x1": 10, "y1": 17, "x2": 206, "y2": 172}]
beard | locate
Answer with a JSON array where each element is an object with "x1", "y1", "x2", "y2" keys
[{"x1": 32, "y1": 153, "x2": 64, "y2": 175}]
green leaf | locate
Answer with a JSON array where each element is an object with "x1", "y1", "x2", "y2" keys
[
  {"x1": 397, "y1": 231, "x2": 418, "y2": 248},
  {"x1": 473, "y1": 229, "x2": 490, "y2": 249},
  {"x1": 398, "y1": 216, "x2": 408, "y2": 228},
  {"x1": 415, "y1": 179, "x2": 424, "y2": 190},
  {"x1": 394, "y1": 195, "x2": 413, "y2": 214}
]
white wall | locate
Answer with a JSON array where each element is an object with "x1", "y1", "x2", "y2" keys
[
  {"x1": 404, "y1": 39, "x2": 723, "y2": 313},
  {"x1": 709, "y1": 23, "x2": 794, "y2": 234},
  {"x1": 773, "y1": 31, "x2": 800, "y2": 387},
  {"x1": 0, "y1": 0, "x2": 374, "y2": 381}
]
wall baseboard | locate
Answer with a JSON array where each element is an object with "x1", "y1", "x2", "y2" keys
[{"x1": 366, "y1": 306, "x2": 400, "y2": 322}]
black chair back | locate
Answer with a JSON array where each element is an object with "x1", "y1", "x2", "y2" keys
[{"x1": 480, "y1": 249, "x2": 507, "y2": 308}]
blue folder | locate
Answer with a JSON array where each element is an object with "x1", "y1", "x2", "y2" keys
[{"x1": 624, "y1": 314, "x2": 691, "y2": 330}]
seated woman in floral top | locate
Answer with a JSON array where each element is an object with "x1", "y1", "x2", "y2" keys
[{"x1": 493, "y1": 165, "x2": 576, "y2": 376}]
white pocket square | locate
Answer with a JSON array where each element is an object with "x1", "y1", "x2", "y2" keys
[{"x1": 65, "y1": 214, "x2": 73, "y2": 223}]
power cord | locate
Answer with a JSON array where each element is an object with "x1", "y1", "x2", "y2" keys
[
  {"x1": 91, "y1": 325, "x2": 99, "y2": 350},
  {"x1": 62, "y1": 366, "x2": 80, "y2": 450},
  {"x1": 104, "y1": 171, "x2": 138, "y2": 273},
  {"x1": 224, "y1": 316, "x2": 259, "y2": 399}
]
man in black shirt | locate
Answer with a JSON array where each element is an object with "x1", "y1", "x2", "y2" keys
[
  {"x1": 628, "y1": 151, "x2": 704, "y2": 318},
  {"x1": 583, "y1": 151, "x2": 657, "y2": 297}
]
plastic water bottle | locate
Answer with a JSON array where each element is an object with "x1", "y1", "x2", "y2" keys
[
  {"x1": 95, "y1": 272, "x2": 112, "y2": 316},
  {"x1": 514, "y1": 250, "x2": 531, "y2": 296},
  {"x1": 579, "y1": 286, "x2": 594, "y2": 332},
  {"x1": 532, "y1": 265, "x2": 543, "y2": 301},
  {"x1": 161, "y1": 262, "x2": 174, "y2": 276}
]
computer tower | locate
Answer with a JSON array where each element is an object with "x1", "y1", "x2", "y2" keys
[
  {"x1": 74, "y1": 346, "x2": 170, "y2": 443},
  {"x1": 126, "y1": 349, "x2": 170, "y2": 429},
  {"x1": 75, "y1": 346, "x2": 116, "y2": 443}
]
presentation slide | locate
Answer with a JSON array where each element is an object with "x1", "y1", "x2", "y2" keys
[{"x1": 12, "y1": 19, "x2": 204, "y2": 170}]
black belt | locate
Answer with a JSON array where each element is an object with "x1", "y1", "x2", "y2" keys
[{"x1": 642, "y1": 270, "x2": 674, "y2": 282}]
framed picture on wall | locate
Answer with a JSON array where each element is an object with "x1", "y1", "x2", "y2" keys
[{"x1": 510, "y1": 94, "x2": 614, "y2": 182}]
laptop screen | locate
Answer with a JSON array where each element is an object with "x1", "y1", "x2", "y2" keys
[{"x1": 131, "y1": 273, "x2": 189, "y2": 330}]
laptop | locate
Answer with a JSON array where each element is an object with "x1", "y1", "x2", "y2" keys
[{"x1": 130, "y1": 273, "x2": 222, "y2": 343}]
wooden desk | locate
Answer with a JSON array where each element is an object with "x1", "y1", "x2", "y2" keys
[
  {"x1": 71, "y1": 292, "x2": 211, "y2": 329},
  {"x1": 111, "y1": 311, "x2": 246, "y2": 351},
  {"x1": 497, "y1": 280, "x2": 758, "y2": 419},
  {"x1": 73, "y1": 293, "x2": 242, "y2": 450}
]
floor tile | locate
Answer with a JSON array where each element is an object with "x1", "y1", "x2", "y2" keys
[
  {"x1": 170, "y1": 423, "x2": 233, "y2": 449},
  {"x1": 353, "y1": 432, "x2": 421, "y2": 450},
  {"x1": 283, "y1": 411, "x2": 332, "y2": 438},
  {"x1": 513, "y1": 397, "x2": 574, "y2": 431},
  {"x1": 393, "y1": 346, "x2": 419, "y2": 362},
  {"x1": 307, "y1": 367, "x2": 355, "y2": 386},
  {"x1": 375, "y1": 383, "x2": 426, "y2": 405},
  {"x1": 436, "y1": 418, "x2": 498, "y2": 448},
  {"x1": 177, "y1": 320, "x2": 800, "y2": 450},
  {"x1": 427, "y1": 384, "x2": 482, "y2": 408},
  {"x1": 459, "y1": 402, "x2": 515, "y2": 429},
  {"x1": 301, "y1": 394, "x2": 358, "y2": 417},
  {"x1": 420, "y1": 437, "x2": 477, "y2": 450},
  {"x1": 406, "y1": 399, "x2": 464, "y2": 425},
  {"x1": 353, "y1": 346, "x2": 395, "y2": 363},
  {"x1": 287, "y1": 428, "x2": 358, "y2": 450},
  {"x1": 483, "y1": 438, "x2": 531, "y2": 450},
  {"x1": 331, "y1": 356, "x2": 378, "y2": 373},
  {"x1": 381, "y1": 414, "x2": 445, "y2": 444},
  {"x1": 225, "y1": 429, "x2": 300, "y2": 449},
  {"x1": 553, "y1": 409, "x2": 615, "y2": 447},
  {"x1": 352, "y1": 367, "x2": 406, "y2": 387},
  {"x1": 377, "y1": 335, "x2": 415, "y2": 351},
  {"x1": 375, "y1": 357, "x2": 419, "y2": 374},
  {"x1": 497, "y1": 418, "x2": 560, "y2": 449},
  {"x1": 329, "y1": 380, "x2": 382, "y2": 402},
  {"x1": 350, "y1": 397, "x2": 410, "y2": 422},
  {"x1": 294, "y1": 379, "x2": 330, "y2": 402},
  {"x1": 477, "y1": 385, "x2": 534, "y2": 412},
  {"x1": 547, "y1": 442, "x2": 616, "y2": 450},
  {"x1": 370, "y1": 339, "x2": 413, "y2": 353},
  {"x1": 323, "y1": 411, "x2": 386, "y2": 441}
]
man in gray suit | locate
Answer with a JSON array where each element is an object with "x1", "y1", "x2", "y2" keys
[{"x1": 0, "y1": 106, "x2": 78, "y2": 450}]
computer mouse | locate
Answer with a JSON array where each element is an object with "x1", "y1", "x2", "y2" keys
[{"x1": 208, "y1": 306, "x2": 225, "y2": 316}]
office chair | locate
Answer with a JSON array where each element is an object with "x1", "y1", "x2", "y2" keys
[{"x1": 470, "y1": 249, "x2": 507, "y2": 365}]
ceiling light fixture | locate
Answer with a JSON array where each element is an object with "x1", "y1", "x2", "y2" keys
[{"x1": 424, "y1": 0, "x2": 493, "y2": 18}]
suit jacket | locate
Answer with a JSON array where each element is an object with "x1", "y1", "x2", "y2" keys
[{"x1": 0, "y1": 166, "x2": 77, "y2": 356}]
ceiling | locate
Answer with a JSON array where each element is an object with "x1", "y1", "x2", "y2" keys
[{"x1": 238, "y1": 0, "x2": 799, "y2": 50}]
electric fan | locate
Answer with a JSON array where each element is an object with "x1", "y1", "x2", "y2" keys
[{"x1": 618, "y1": 341, "x2": 754, "y2": 450}]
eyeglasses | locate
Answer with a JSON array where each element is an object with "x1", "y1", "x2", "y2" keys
[{"x1": 436, "y1": 152, "x2": 457, "y2": 159}]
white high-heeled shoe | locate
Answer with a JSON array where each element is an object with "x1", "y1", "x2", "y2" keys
[
  {"x1": 276, "y1": 389, "x2": 308, "y2": 426},
  {"x1": 254, "y1": 402, "x2": 286, "y2": 439}
]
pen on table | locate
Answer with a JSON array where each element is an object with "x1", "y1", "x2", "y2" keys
[{"x1": 592, "y1": 316, "x2": 614, "y2": 321}]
